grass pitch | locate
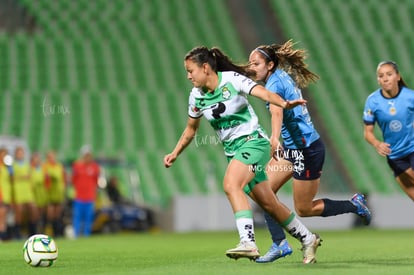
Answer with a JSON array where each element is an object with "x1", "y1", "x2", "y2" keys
[{"x1": 2, "y1": 228, "x2": 413, "y2": 275}]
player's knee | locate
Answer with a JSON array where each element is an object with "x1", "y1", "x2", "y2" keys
[
  {"x1": 295, "y1": 206, "x2": 313, "y2": 217},
  {"x1": 223, "y1": 181, "x2": 239, "y2": 196}
]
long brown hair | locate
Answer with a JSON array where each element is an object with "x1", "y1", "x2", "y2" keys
[
  {"x1": 254, "y1": 39, "x2": 319, "y2": 88},
  {"x1": 185, "y1": 46, "x2": 255, "y2": 78}
]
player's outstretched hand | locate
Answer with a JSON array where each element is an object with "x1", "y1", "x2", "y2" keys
[{"x1": 285, "y1": 99, "x2": 307, "y2": 109}]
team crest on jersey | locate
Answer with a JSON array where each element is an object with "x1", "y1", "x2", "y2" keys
[
  {"x1": 221, "y1": 87, "x2": 231, "y2": 100},
  {"x1": 389, "y1": 120, "x2": 402, "y2": 132},
  {"x1": 388, "y1": 101, "x2": 396, "y2": 115}
]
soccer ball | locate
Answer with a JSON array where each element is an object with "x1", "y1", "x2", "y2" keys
[{"x1": 23, "y1": 234, "x2": 58, "y2": 267}]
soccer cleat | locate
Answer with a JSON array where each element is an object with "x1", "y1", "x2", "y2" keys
[
  {"x1": 301, "y1": 233, "x2": 322, "y2": 264},
  {"x1": 255, "y1": 239, "x2": 293, "y2": 263},
  {"x1": 351, "y1": 193, "x2": 372, "y2": 225},
  {"x1": 225, "y1": 241, "x2": 260, "y2": 261}
]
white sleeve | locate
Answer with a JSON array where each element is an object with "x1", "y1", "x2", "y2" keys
[
  {"x1": 188, "y1": 90, "x2": 203, "y2": 118},
  {"x1": 232, "y1": 72, "x2": 258, "y2": 95}
]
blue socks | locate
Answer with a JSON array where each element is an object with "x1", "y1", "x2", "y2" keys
[{"x1": 264, "y1": 211, "x2": 286, "y2": 245}]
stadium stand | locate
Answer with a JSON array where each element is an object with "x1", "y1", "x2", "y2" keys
[
  {"x1": 1, "y1": 0, "x2": 411, "y2": 207},
  {"x1": 1, "y1": 0, "x2": 257, "y2": 207}
]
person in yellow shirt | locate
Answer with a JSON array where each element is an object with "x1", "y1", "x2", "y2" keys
[
  {"x1": 13, "y1": 146, "x2": 38, "y2": 238},
  {"x1": 0, "y1": 147, "x2": 13, "y2": 241},
  {"x1": 43, "y1": 150, "x2": 66, "y2": 237},
  {"x1": 31, "y1": 152, "x2": 47, "y2": 233}
]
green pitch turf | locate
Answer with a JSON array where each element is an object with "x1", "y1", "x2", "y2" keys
[{"x1": 2, "y1": 228, "x2": 413, "y2": 275}]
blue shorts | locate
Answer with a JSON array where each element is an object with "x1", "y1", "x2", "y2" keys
[
  {"x1": 284, "y1": 138, "x2": 325, "y2": 180},
  {"x1": 387, "y1": 151, "x2": 414, "y2": 177}
]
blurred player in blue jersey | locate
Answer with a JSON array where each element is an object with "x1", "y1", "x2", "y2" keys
[
  {"x1": 363, "y1": 61, "x2": 414, "y2": 200},
  {"x1": 164, "y1": 46, "x2": 322, "y2": 264},
  {"x1": 248, "y1": 40, "x2": 372, "y2": 263}
]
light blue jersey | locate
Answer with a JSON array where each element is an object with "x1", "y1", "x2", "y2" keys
[
  {"x1": 266, "y1": 69, "x2": 319, "y2": 149},
  {"x1": 363, "y1": 86, "x2": 414, "y2": 159}
]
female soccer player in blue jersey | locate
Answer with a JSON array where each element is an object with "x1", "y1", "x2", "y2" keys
[
  {"x1": 363, "y1": 61, "x2": 414, "y2": 200},
  {"x1": 164, "y1": 46, "x2": 321, "y2": 264},
  {"x1": 247, "y1": 40, "x2": 372, "y2": 263}
]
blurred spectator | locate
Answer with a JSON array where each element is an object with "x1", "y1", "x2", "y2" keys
[
  {"x1": 0, "y1": 194, "x2": 6, "y2": 241},
  {"x1": 12, "y1": 146, "x2": 38, "y2": 239},
  {"x1": 30, "y1": 152, "x2": 47, "y2": 233},
  {"x1": 0, "y1": 148, "x2": 12, "y2": 240},
  {"x1": 71, "y1": 145, "x2": 100, "y2": 237},
  {"x1": 106, "y1": 176, "x2": 124, "y2": 204},
  {"x1": 43, "y1": 150, "x2": 66, "y2": 237}
]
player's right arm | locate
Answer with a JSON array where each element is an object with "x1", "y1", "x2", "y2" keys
[
  {"x1": 250, "y1": 85, "x2": 306, "y2": 109},
  {"x1": 269, "y1": 104, "x2": 283, "y2": 158},
  {"x1": 164, "y1": 117, "x2": 201, "y2": 168},
  {"x1": 363, "y1": 123, "x2": 391, "y2": 157}
]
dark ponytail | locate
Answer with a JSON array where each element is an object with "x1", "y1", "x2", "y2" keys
[{"x1": 185, "y1": 46, "x2": 255, "y2": 78}]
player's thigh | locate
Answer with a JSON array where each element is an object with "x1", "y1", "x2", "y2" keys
[
  {"x1": 224, "y1": 159, "x2": 254, "y2": 191},
  {"x1": 396, "y1": 168, "x2": 414, "y2": 200},
  {"x1": 398, "y1": 168, "x2": 414, "y2": 186},
  {"x1": 226, "y1": 138, "x2": 270, "y2": 191},
  {"x1": 266, "y1": 157, "x2": 293, "y2": 193}
]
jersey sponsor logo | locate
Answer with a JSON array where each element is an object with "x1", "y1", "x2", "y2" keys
[
  {"x1": 191, "y1": 105, "x2": 200, "y2": 113},
  {"x1": 211, "y1": 102, "x2": 226, "y2": 119},
  {"x1": 210, "y1": 119, "x2": 241, "y2": 130},
  {"x1": 389, "y1": 120, "x2": 402, "y2": 132}
]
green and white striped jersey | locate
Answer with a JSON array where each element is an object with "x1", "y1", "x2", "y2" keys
[{"x1": 188, "y1": 71, "x2": 268, "y2": 156}]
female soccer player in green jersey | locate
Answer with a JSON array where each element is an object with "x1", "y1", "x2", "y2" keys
[{"x1": 164, "y1": 46, "x2": 321, "y2": 264}]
